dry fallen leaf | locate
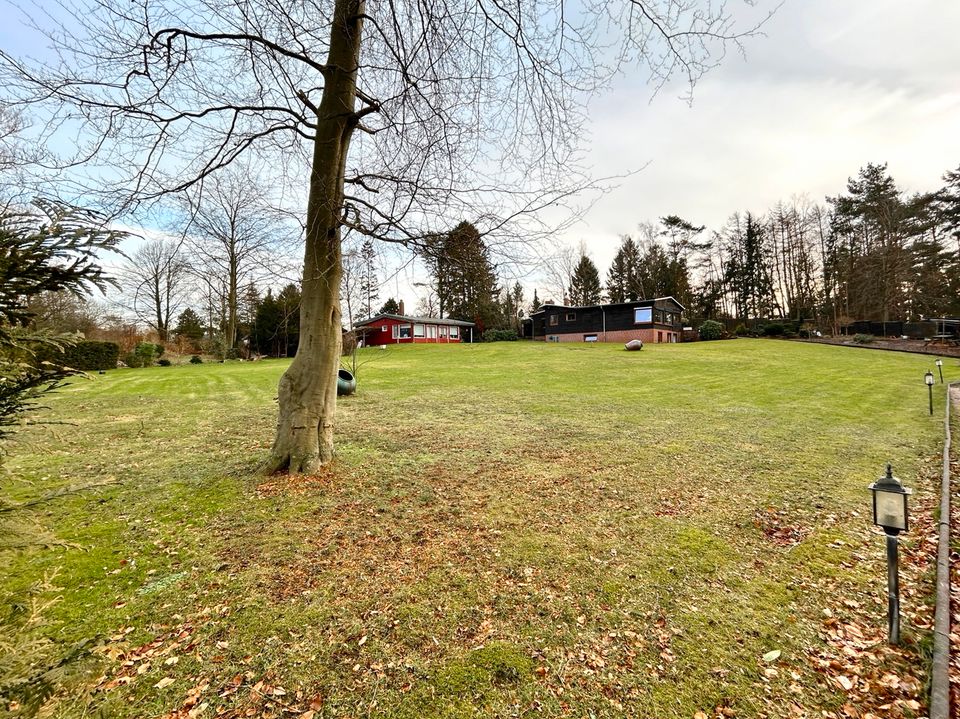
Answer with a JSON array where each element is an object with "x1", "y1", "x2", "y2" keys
[
  {"x1": 154, "y1": 676, "x2": 175, "y2": 689},
  {"x1": 834, "y1": 675, "x2": 854, "y2": 691}
]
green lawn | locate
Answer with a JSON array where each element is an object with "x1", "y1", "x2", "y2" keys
[{"x1": 2, "y1": 340, "x2": 954, "y2": 718}]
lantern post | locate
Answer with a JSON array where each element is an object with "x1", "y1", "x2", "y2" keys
[{"x1": 867, "y1": 464, "x2": 912, "y2": 645}]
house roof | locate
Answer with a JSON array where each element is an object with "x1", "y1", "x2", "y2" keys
[
  {"x1": 530, "y1": 296, "x2": 686, "y2": 315},
  {"x1": 355, "y1": 313, "x2": 476, "y2": 327}
]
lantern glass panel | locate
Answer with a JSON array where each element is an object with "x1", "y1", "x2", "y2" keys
[{"x1": 874, "y1": 490, "x2": 906, "y2": 530}]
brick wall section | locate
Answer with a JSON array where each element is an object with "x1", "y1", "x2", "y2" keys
[{"x1": 542, "y1": 328, "x2": 679, "y2": 344}]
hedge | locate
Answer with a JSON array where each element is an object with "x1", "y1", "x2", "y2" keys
[{"x1": 37, "y1": 340, "x2": 120, "y2": 371}]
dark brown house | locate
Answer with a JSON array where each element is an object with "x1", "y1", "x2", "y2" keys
[{"x1": 530, "y1": 297, "x2": 684, "y2": 344}]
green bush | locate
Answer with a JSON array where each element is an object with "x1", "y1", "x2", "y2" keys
[
  {"x1": 698, "y1": 320, "x2": 724, "y2": 341},
  {"x1": 762, "y1": 323, "x2": 785, "y2": 336},
  {"x1": 154, "y1": 343, "x2": 165, "y2": 358},
  {"x1": 157, "y1": 358, "x2": 171, "y2": 367},
  {"x1": 123, "y1": 343, "x2": 158, "y2": 368},
  {"x1": 734, "y1": 323, "x2": 749, "y2": 336},
  {"x1": 852, "y1": 333, "x2": 874, "y2": 344},
  {"x1": 35, "y1": 340, "x2": 119, "y2": 371},
  {"x1": 482, "y1": 328, "x2": 518, "y2": 342},
  {"x1": 189, "y1": 355, "x2": 203, "y2": 364},
  {"x1": 798, "y1": 329, "x2": 810, "y2": 339}
]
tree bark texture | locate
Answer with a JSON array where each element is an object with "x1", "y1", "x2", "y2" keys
[{"x1": 265, "y1": 0, "x2": 362, "y2": 474}]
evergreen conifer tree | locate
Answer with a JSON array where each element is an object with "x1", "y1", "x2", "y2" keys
[
  {"x1": 378, "y1": 298, "x2": 401, "y2": 315},
  {"x1": 358, "y1": 239, "x2": 380, "y2": 320},
  {"x1": 568, "y1": 253, "x2": 602, "y2": 306}
]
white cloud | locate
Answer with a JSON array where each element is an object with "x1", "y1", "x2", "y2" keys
[{"x1": 545, "y1": 0, "x2": 960, "y2": 282}]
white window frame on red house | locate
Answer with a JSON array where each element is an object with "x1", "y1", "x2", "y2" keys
[
  {"x1": 413, "y1": 323, "x2": 426, "y2": 338},
  {"x1": 427, "y1": 325, "x2": 437, "y2": 339},
  {"x1": 392, "y1": 324, "x2": 412, "y2": 339},
  {"x1": 449, "y1": 326, "x2": 459, "y2": 339}
]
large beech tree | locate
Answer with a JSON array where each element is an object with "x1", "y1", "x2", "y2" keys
[{"x1": 0, "y1": 0, "x2": 766, "y2": 473}]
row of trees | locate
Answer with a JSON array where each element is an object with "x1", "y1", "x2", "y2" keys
[
  {"x1": 551, "y1": 163, "x2": 960, "y2": 330},
  {"x1": 119, "y1": 168, "x2": 299, "y2": 350}
]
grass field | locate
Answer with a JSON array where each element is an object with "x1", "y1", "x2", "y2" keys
[{"x1": 2, "y1": 339, "x2": 955, "y2": 718}]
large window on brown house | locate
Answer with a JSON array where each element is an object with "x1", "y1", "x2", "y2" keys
[
  {"x1": 549, "y1": 314, "x2": 559, "y2": 326},
  {"x1": 565, "y1": 312, "x2": 576, "y2": 322}
]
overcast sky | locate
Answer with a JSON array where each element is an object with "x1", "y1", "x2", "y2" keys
[
  {"x1": 3, "y1": 0, "x2": 958, "y2": 310},
  {"x1": 560, "y1": 0, "x2": 960, "y2": 284}
]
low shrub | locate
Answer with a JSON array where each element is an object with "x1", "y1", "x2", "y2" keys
[
  {"x1": 762, "y1": 323, "x2": 785, "y2": 337},
  {"x1": 698, "y1": 320, "x2": 724, "y2": 341},
  {"x1": 853, "y1": 333, "x2": 874, "y2": 344},
  {"x1": 482, "y1": 328, "x2": 518, "y2": 342},
  {"x1": 157, "y1": 358, "x2": 172, "y2": 366},
  {"x1": 154, "y1": 343, "x2": 165, "y2": 358},
  {"x1": 734, "y1": 323, "x2": 749, "y2": 336},
  {"x1": 123, "y1": 342, "x2": 158, "y2": 368},
  {"x1": 189, "y1": 355, "x2": 203, "y2": 364},
  {"x1": 798, "y1": 329, "x2": 810, "y2": 339}
]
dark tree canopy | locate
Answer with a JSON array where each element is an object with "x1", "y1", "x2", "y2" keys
[
  {"x1": 568, "y1": 253, "x2": 602, "y2": 306},
  {"x1": 424, "y1": 221, "x2": 501, "y2": 331},
  {"x1": 605, "y1": 235, "x2": 642, "y2": 303},
  {"x1": 174, "y1": 308, "x2": 204, "y2": 342},
  {"x1": 378, "y1": 297, "x2": 400, "y2": 315}
]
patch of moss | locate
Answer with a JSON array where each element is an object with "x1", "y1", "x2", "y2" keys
[
  {"x1": 390, "y1": 642, "x2": 532, "y2": 718},
  {"x1": 788, "y1": 529, "x2": 856, "y2": 579}
]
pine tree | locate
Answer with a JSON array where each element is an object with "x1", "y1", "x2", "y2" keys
[
  {"x1": 568, "y1": 253, "x2": 602, "y2": 306},
  {"x1": 378, "y1": 297, "x2": 401, "y2": 315},
  {"x1": 425, "y1": 222, "x2": 500, "y2": 332},
  {"x1": 606, "y1": 236, "x2": 641, "y2": 302},
  {"x1": 935, "y1": 164, "x2": 960, "y2": 256},
  {"x1": 659, "y1": 216, "x2": 706, "y2": 309},
  {"x1": 358, "y1": 239, "x2": 380, "y2": 320},
  {"x1": 531, "y1": 289, "x2": 542, "y2": 312},
  {"x1": 827, "y1": 163, "x2": 913, "y2": 324},
  {"x1": 174, "y1": 308, "x2": 204, "y2": 342}
]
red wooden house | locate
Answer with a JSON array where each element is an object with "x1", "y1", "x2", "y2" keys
[{"x1": 355, "y1": 313, "x2": 476, "y2": 345}]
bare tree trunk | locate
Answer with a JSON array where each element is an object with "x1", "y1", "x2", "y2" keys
[
  {"x1": 265, "y1": 0, "x2": 362, "y2": 474},
  {"x1": 226, "y1": 253, "x2": 238, "y2": 349}
]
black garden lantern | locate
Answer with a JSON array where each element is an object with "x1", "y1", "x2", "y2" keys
[{"x1": 867, "y1": 463, "x2": 912, "y2": 645}]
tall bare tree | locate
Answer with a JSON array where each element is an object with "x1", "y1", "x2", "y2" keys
[
  {"x1": 181, "y1": 170, "x2": 289, "y2": 351},
  {"x1": 1, "y1": 0, "x2": 768, "y2": 472},
  {"x1": 339, "y1": 244, "x2": 364, "y2": 330},
  {"x1": 123, "y1": 238, "x2": 191, "y2": 342}
]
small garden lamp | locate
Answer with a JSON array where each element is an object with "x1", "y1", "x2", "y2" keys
[
  {"x1": 869, "y1": 463, "x2": 911, "y2": 534},
  {"x1": 867, "y1": 463, "x2": 912, "y2": 645},
  {"x1": 935, "y1": 358, "x2": 943, "y2": 383},
  {"x1": 925, "y1": 370, "x2": 935, "y2": 415}
]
